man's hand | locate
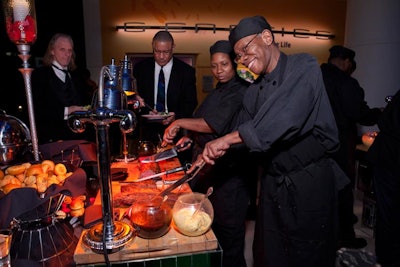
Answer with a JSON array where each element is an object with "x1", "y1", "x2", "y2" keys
[
  {"x1": 67, "y1": 105, "x2": 88, "y2": 114},
  {"x1": 135, "y1": 95, "x2": 146, "y2": 107},
  {"x1": 202, "y1": 135, "x2": 230, "y2": 165},
  {"x1": 175, "y1": 136, "x2": 193, "y2": 152},
  {"x1": 162, "y1": 121, "x2": 180, "y2": 145},
  {"x1": 161, "y1": 112, "x2": 175, "y2": 125},
  {"x1": 187, "y1": 154, "x2": 205, "y2": 174}
]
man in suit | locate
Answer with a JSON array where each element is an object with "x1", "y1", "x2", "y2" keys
[
  {"x1": 132, "y1": 31, "x2": 198, "y2": 161},
  {"x1": 31, "y1": 33, "x2": 94, "y2": 144}
]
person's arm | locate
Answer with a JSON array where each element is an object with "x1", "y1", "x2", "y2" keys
[
  {"x1": 163, "y1": 118, "x2": 213, "y2": 144},
  {"x1": 200, "y1": 54, "x2": 338, "y2": 163},
  {"x1": 341, "y1": 78, "x2": 382, "y2": 126},
  {"x1": 202, "y1": 131, "x2": 242, "y2": 165},
  {"x1": 189, "y1": 130, "x2": 243, "y2": 170}
]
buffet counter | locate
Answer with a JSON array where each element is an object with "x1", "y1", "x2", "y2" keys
[{"x1": 73, "y1": 158, "x2": 220, "y2": 266}]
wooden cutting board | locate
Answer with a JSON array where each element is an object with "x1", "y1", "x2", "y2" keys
[
  {"x1": 73, "y1": 158, "x2": 218, "y2": 265},
  {"x1": 74, "y1": 225, "x2": 218, "y2": 265}
]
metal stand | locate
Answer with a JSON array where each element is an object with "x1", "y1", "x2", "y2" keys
[
  {"x1": 17, "y1": 44, "x2": 40, "y2": 161},
  {"x1": 83, "y1": 120, "x2": 134, "y2": 253},
  {"x1": 114, "y1": 132, "x2": 137, "y2": 163},
  {"x1": 68, "y1": 65, "x2": 137, "y2": 254}
]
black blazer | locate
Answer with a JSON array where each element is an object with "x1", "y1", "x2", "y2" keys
[
  {"x1": 31, "y1": 66, "x2": 92, "y2": 144},
  {"x1": 133, "y1": 57, "x2": 198, "y2": 119}
]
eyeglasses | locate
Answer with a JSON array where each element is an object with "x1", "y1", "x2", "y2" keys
[
  {"x1": 153, "y1": 49, "x2": 172, "y2": 55},
  {"x1": 234, "y1": 34, "x2": 260, "y2": 63}
]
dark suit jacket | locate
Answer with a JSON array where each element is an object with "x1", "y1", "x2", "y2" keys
[
  {"x1": 31, "y1": 66, "x2": 93, "y2": 144},
  {"x1": 132, "y1": 57, "x2": 198, "y2": 119}
]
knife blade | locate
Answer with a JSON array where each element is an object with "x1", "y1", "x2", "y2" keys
[
  {"x1": 139, "y1": 140, "x2": 193, "y2": 163},
  {"x1": 157, "y1": 162, "x2": 205, "y2": 197}
]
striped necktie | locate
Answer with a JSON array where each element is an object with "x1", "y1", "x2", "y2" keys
[{"x1": 156, "y1": 67, "x2": 165, "y2": 112}]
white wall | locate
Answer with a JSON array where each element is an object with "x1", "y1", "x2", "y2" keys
[{"x1": 345, "y1": 0, "x2": 400, "y2": 133}]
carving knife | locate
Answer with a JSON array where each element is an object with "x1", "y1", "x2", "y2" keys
[
  {"x1": 139, "y1": 140, "x2": 193, "y2": 163},
  {"x1": 133, "y1": 163, "x2": 192, "y2": 182}
]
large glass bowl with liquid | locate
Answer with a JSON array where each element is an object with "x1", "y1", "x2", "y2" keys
[{"x1": 172, "y1": 192, "x2": 214, "y2": 237}]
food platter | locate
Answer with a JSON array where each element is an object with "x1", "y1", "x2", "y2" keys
[{"x1": 141, "y1": 113, "x2": 173, "y2": 121}]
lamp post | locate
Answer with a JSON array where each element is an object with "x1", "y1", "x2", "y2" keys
[{"x1": 2, "y1": 0, "x2": 40, "y2": 161}]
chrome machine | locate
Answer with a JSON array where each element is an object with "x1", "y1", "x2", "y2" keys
[{"x1": 68, "y1": 58, "x2": 137, "y2": 256}]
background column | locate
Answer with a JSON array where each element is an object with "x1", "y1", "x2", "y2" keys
[{"x1": 345, "y1": 0, "x2": 400, "y2": 133}]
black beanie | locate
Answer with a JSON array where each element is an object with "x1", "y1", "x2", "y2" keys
[
  {"x1": 229, "y1": 15, "x2": 272, "y2": 46},
  {"x1": 209, "y1": 40, "x2": 233, "y2": 55},
  {"x1": 329, "y1": 45, "x2": 356, "y2": 60}
]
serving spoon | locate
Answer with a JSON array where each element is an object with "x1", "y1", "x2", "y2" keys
[{"x1": 191, "y1": 186, "x2": 213, "y2": 218}]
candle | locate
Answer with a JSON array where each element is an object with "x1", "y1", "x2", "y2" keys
[{"x1": 12, "y1": 0, "x2": 29, "y2": 22}]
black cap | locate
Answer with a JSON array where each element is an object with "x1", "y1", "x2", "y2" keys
[
  {"x1": 229, "y1": 15, "x2": 272, "y2": 46},
  {"x1": 210, "y1": 40, "x2": 232, "y2": 55},
  {"x1": 329, "y1": 45, "x2": 355, "y2": 60}
]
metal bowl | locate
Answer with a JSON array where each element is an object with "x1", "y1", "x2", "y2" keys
[{"x1": 0, "y1": 110, "x2": 31, "y2": 165}]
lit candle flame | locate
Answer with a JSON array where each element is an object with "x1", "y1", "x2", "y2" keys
[{"x1": 12, "y1": 0, "x2": 29, "y2": 22}]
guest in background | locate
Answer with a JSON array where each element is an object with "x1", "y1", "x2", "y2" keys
[
  {"x1": 32, "y1": 33, "x2": 94, "y2": 144},
  {"x1": 163, "y1": 40, "x2": 254, "y2": 267},
  {"x1": 132, "y1": 31, "x2": 197, "y2": 162},
  {"x1": 190, "y1": 15, "x2": 348, "y2": 267},
  {"x1": 367, "y1": 89, "x2": 400, "y2": 267},
  {"x1": 321, "y1": 45, "x2": 383, "y2": 249}
]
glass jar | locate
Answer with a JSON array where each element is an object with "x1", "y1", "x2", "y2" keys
[
  {"x1": 137, "y1": 141, "x2": 156, "y2": 157},
  {"x1": 129, "y1": 198, "x2": 172, "y2": 239},
  {"x1": 172, "y1": 192, "x2": 214, "y2": 237}
]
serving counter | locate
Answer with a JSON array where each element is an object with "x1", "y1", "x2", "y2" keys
[{"x1": 73, "y1": 157, "x2": 220, "y2": 266}]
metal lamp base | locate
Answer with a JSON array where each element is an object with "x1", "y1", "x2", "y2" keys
[
  {"x1": 114, "y1": 154, "x2": 137, "y2": 162},
  {"x1": 83, "y1": 221, "x2": 135, "y2": 254}
]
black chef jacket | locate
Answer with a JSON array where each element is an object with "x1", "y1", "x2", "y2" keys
[{"x1": 236, "y1": 52, "x2": 348, "y2": 267}]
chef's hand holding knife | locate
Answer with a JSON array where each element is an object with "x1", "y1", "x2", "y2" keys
[
  {"x1": 161, "y1": 120, "x2": 183, "y2": 147},
  {"x1": 188, "y1": 132, "x2": 238, "y2": 173}
]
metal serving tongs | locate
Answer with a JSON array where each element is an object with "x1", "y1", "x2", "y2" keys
[
  {"x1": 157, "y1": 161, "x2": 206, "y2": 198},
  {"x1": 121, "y1": 162, "x2": 206, "y2": 221}
]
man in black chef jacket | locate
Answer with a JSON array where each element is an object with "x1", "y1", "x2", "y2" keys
[
  {"x1": 190, "y1": 15, "x2": 349, "y2": 267},
  {"x1": 367, "y1": 89, "x2": 400, "y2": 267},
  {"x1": 163, "y1": 40, "x2": 254, "y2": 267}
]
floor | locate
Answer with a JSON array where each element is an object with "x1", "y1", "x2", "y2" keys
[{"x1": 243, "y1": 189, "x2": 376, "y2": 267}]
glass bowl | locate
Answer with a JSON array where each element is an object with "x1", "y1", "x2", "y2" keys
[
  {"x1": 137, "y1": 141, "x2": 156, "y2": 157},
  {"x1": 129, "y1": 198, "x2": 172, "y2": 239},
  {"x1": 172, "y1": 192, "x2": 214, "y2": 237}
]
